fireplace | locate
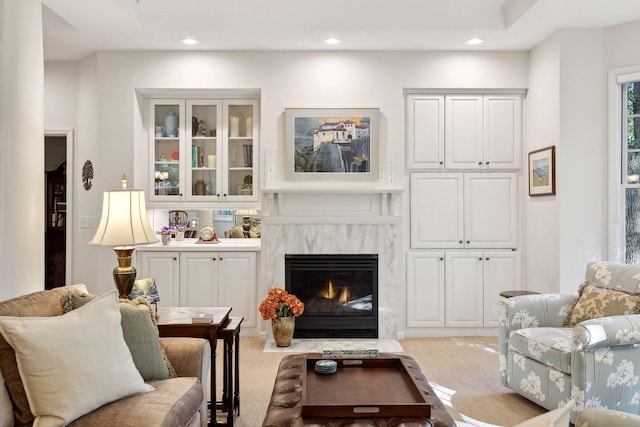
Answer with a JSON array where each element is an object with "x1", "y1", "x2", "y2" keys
[{"x1": 285, "y1": 254, "x2": 378, "y2": 338}]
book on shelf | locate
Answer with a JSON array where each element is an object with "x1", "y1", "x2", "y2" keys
[
  {"x1": 191, "y1": 313, "x2": 213, "y2": 324},
  {"x1": 243, "y1": 144, "x2": 253, "y2": 167}
]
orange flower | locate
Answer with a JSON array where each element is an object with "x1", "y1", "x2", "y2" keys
[{"x1": 259, "y1": 287, "x2": 305, "y2": 320}]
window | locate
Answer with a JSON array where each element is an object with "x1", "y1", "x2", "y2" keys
[{"x1": 622, "y1": 81, "x2": 640, "y2": 263}]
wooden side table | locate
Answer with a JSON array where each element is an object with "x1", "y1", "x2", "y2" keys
[
  {"x1": 217, "y1": 316, "x2": 243, "y2": 427},
  {"x1": 156, "y1": 306, "x2": 231, "y2": 427},
  {"x1": 499, "y1": 290, "x2": 540, "y2": 298}
]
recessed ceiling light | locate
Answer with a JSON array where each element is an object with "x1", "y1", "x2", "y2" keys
[
  {"x1": 466, "y1": 38, "x2": 484, "y2": 46},
  {"x1": 324, "y1": 37, "x2": 342, "y2": 45},
  {"x1": 180, "y1": 37, "x2": 200, "y2": 46}
]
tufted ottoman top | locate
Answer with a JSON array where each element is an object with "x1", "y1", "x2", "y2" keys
[{"x1": 262, "y1": 353, "x2": 457, "y2": 427}]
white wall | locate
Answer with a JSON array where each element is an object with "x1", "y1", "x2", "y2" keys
[
  {"x1": 44, "y1": 50, "x2": 528, "y2": 295},
  {"x1": 524, "y1": 29, "x2": 605, "y2": 294}
]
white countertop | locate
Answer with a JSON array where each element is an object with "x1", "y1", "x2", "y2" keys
[{"x1": 137, "y1": 238, "x2": 261, "y2": 252}]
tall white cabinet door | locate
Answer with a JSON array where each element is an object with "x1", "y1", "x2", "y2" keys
[
  {"x1": 483, "y1": 95, "x2": 522, "y2": 170},
  {"x1": 137, "y1": 251, "x2": 180, "y2": 308},
  {"x1": 406, "y1": 252, "x2": 445, "y2": 327},
  {"x1": 410, "y1": 173, "x2": 464, "y2": 249},
  {"x1": 406, "y1": 95, "x2": 445, "y2": 170},
  {"x1": 217, "y1": 252, "x2": 257, "y2": 328},
  {"x1": 445, "y1": 252, "x2": 484, "y2": 327},
  {"x1": 483, "y1": 251, "x2": 521, "y2": 326},
  {"x1": 445, "y1": 95, "x2": 483, "y2": 170},
  {"x1": 464, "y1": 173, "x2": 518, "y2": 249},
  {"x1": 180, "y1": 252, "x2": 219, "y2": 307}
]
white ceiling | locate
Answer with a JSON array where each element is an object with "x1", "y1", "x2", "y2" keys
[{"x1": 41, "y1": 0, "x2": 640, "y2": 60}]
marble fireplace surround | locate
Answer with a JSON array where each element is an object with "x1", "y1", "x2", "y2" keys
[{"x1": 261, "y1": 187, "x2": 402, "y2": 339}]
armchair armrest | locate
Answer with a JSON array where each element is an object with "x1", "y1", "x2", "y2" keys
[
  {"x1": 498, "y1": 293, "x2": 577, "y2": 382},
  {"x1": 573, "y1": 314, "x2": 640, "y2": 350},
  {"x1": 159, "y1": 337, "x2": 210, "y2": 382}
]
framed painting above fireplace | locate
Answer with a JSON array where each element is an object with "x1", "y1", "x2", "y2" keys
[{"x1": 285, "y1": 108, "x2": 379, "y2": 183}]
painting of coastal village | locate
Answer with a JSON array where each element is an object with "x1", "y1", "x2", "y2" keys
[{"x1": 293, "y1": 115, "x2": 372, "y2": 174}]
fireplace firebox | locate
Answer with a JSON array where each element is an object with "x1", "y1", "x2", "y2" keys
[{"x1": 285, "y1": 254, "x2": 378, "y2": 338}]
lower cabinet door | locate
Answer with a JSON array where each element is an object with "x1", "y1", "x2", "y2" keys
[
  {"x1": 445, "y1": 252, "x2": 484, "y2": 327},
  {"x1": 217, "y1": 252, "x2": 257, "y2": 328},
  {"x1": 406, "y1": 252, "x2": 445, "y2": 327},
  {"x1": 137, "y1": 251, "x2": 179, "y2": 308},
  {"x1": 180, "y1": 252, "x2": 219, "y2": 307},
  {"x1": 483, "y1": 251, "x2": 521, "y2": 326}
]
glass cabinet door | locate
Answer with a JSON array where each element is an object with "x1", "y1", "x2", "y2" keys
[
  {"x1": 225, "y1": 99, "x2": 258, "y2": 199},
  {"x1": 187, "y1": 100, "x2": 222, "y2": 200},
  {"x1": 151, "y1": 100, "x2": 183, "y2": 199}
]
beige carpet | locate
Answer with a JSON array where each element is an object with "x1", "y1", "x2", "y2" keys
[{"x1": 213, "y1": 336, "x2": 546, "y2": 427}]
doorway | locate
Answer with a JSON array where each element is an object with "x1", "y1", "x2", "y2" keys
[{"x1": 44, "y1": 131, "x2": 73, "y2": 289}]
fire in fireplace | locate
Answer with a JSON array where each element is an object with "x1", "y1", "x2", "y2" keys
[{"x1": 285, "y1": 254, "x2": 378, "y2": 338}]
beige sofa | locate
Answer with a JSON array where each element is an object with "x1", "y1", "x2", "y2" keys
[{"x1": 0, "y1": 284, "x2": 210, "y2": 427}]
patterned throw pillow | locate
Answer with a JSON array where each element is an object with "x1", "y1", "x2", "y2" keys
[{"x1": 568, "y1": 284, "x2": 640, "y2": 326}]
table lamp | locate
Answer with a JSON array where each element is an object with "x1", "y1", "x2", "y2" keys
[{"x1": 89, "y1": 175, "x2": 159, "y2": 297}]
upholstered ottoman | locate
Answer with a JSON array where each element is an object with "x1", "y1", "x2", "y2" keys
[{"x1": 262, "y1": 353, "x2": 456, "y2": 427}]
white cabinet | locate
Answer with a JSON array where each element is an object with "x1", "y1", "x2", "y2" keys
[
  {"x1": 406, "y1": 95, "x2": 445, "y2": 170},
  {"x1": 148, "y1": 98, "x2": 259, "y2": 206},
  {"x1": 136, "y1": 251, "x2": 180, "y2": 307},
  {"x1": 406, "y1": 252, "x2": 445, "y2": 327},
  {"x1": 137, "y1": 250, "x2": 257, "y2": 328},
  {"x1": 445, "y1": 251, "x2": 520, "y2": 327},
  {"x1": 406, "y1": 93, "x2": 522, "y2": 171},
  {"x1": 410, "y1": 173, "x2": 518, "y2": 249}
]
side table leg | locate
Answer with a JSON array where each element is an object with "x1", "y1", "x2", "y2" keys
[{"x1": 234, "y1": 328, "x2": 240, "y2": 416}]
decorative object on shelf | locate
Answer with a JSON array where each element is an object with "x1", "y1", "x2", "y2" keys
[
  {"x1": 241, "y1": 174, "x2": 253, "y2": 195},
  {"x1": 161, "y1": 234, "x2": 171, "y2": 245},
  {"x1": 170, "y1": 150, "x2": 179, "y2": 161},
  {"x1": 82, "y1": 160, "x2": 93, "y2": 191},
  {"x1": 528, "y1": 145, "x2": 556, "y2": 197},
  {"x1": 259, "y1": 288, "x2": 305, "y2": 347},
  {"x1": 235, "y1": 210, "x2": 258, "y2": 237},
  {"x1": 246, "y1": 117, "x2": 253, "y2": 137},
  {"x1": 197, "y1": 120, "x2": 207, "y2": 136},
  {"x1": 199, "y1": 226, "x2": 216, "y2": 241},
  {"x1": 192, "y1": 116, "x2": 198, "y2": 136},
  {"x1": 89, "y1": 175, "x2": 159, "y2": 298},
  {"x1": 207, "y1": 154, "x2": 216, "y2": 168},
  {"x1": 285, "y1": 108, "x2": 379, "y2": 183},
  {"x1": 164, "y1": 111, "x2": 178, "y2": 137},
  {"x1": 229, "y1": 116, "x2": 240, "y2": 137},
  {"x1": 155, "y1": 126, "x2": 164, "y2": 137}
]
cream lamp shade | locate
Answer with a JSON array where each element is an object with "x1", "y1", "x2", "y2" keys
[
  {"x1": 89, "y1": 189, "x2": 158, "y2": 247},
  {"x1": 89, "y1": 184, "x2": 158, "y2": 298}
]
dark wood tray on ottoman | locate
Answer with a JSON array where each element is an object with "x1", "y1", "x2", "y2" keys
[
  {"x1": 301, "y1": 357, "x2": 431, "y2": 418},
  {"x1": 262, "y1": 352, "x2": 457, "y2": 427}
]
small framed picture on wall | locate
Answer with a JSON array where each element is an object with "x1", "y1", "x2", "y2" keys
[{"x1": 528, "y1": 145, "x2": 556, "y2": 196}]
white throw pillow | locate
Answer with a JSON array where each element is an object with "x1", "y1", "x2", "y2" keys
[
  {"x1": 514, "y1": 403, "x2": 571, "y2": 427},
  {"x1": 0, "y1": 368, "x2": 14, "y2": 427},
  {"x1": 0, "y1": 290, "x2": 153, "y2": 427}
]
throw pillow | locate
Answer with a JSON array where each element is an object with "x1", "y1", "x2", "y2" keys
[
  {"x1": 568, "y1": 284, "x2": 640, "y2": 326},
  {"x1": 62, "y1": 294, "x2": 176, "y2": 380},
  {"x1": 0, "y1": 290, "x2": 153, "y2": 427},
  {"x1": 118, "y1": 298, "x2": 173, "y2": 380},
  {"x1": 514, "y1": 403, "x2": 571, "y2": 427}
]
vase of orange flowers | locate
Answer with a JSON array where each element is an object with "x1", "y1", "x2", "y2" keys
[{"x1": 259, "y1": 288, "x2": 304, "y2": 347}]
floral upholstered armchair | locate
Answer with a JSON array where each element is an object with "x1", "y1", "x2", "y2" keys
[{"x1": 498, "y1": 261, "x2": 640, "y2": 423}]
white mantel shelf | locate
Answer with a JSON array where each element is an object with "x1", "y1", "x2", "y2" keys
[{"x1": 261, "y1": 186, "x2": 403, "y2": 225}]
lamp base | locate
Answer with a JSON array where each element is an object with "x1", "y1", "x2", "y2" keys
[{"x1": 113, "y1": 247, "x2": 137, "y2": 298}]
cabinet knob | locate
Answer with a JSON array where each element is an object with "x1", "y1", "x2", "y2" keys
[
  {"x1": 212, "y1": 257, "x2": 217, "y2": 261},
  {"x1": 485, "y1": 161, "x2": 490, "y2": 165},
  {"x1": 173, "y1": 257, "x2": 177, "y2": 261},
  {"x1": 485, "y1": 257, "x2": 490, "y2": 261},
  {"x1": 439, "y1": 257, "x2": 444, "y2": 261},
  {"x1": 466, "y1": 240, "x2": 470, "y2": 244},
  {"x1": 459, "y1": 240, "x2": 463, "y2": 244},
  {"x1": 439, "y1": 161, "x2": 443, "y2": 165},
  {"x1": 223, "y1": 193, "x2": 228, "y2": 197},
  {"x1": 216, "y1": 193, "x2": 220, "y2": 197},
  {"x1": 478, "y1": 161, "x2": 482, "y2": 165},
  {"x1": 220, "y1": 257, "x2": 223, "y2": 261},
  {"x1": 478, "y1": 257, "x2": 483, "y2": 261}
]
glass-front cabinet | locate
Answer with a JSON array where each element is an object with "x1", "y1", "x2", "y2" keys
[{"x1": 148, "y1": 98, "x2": 259, "y2": 205}]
